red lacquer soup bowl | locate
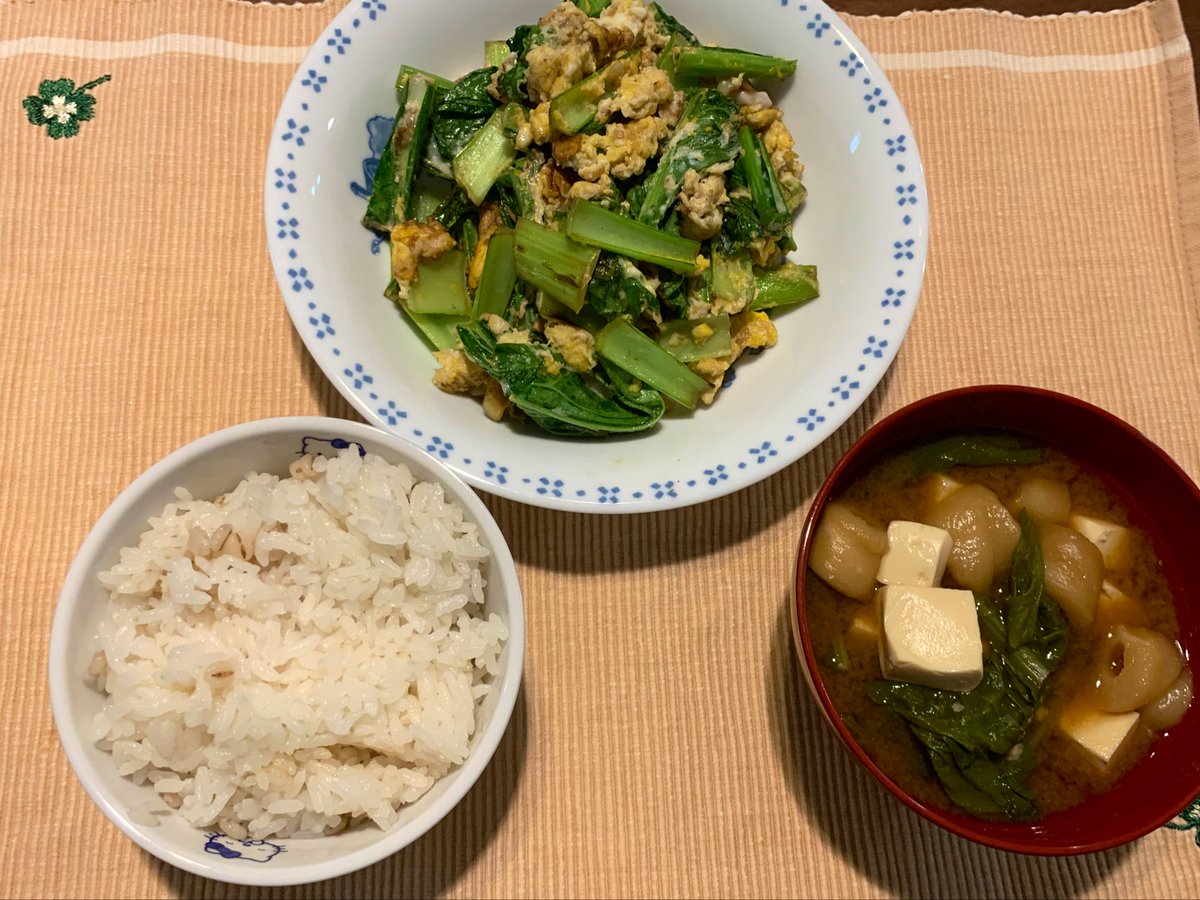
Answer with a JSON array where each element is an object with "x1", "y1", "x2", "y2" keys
[{"x1": 791, "y1": 385, "x2": 1200, "y2": 855}]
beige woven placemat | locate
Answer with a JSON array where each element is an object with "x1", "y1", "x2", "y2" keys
[{"x1": 3, "y1": 1, "x2": 1200, "y2": 896}]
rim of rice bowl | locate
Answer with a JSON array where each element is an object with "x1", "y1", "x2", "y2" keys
[{"x1": 49, "y1": 418, "x2": 525, "y2": 887}]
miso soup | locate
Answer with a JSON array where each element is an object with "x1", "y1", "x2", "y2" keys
[{"x1": 806, "y1": 433, "x2": 1191, "y2": 820}]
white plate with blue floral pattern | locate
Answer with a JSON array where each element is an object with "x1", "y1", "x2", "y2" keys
[{"x1": 265, "y1": 0, "x2": 928, "y2": 513}]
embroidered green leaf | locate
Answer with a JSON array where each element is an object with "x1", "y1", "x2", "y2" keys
[
  {"x1": 23, "y1": 74, "x2": 111, "y2": 139},
  {"x1": 1165, "y1": 794, "x2": 1200, "y2": 846}
]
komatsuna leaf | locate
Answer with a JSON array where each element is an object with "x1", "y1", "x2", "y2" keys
[
  {"x1": 494, "y1": 25, "x2": 543, "y2": 104},
  {"x1": 868, "y1": 662, "x2": 1032, "y2": 757},
  {"x1": 1006, "y1": 510, "x2": 1044, "y2": 650},
  {"x1": 918, "y1": 728, "x2": 1039, "y2": 820},
  {"x1": 431, "y1": 67, "x2": 500, "y2": 161},
  {"x1": 636, "y1": 89, "x2": 741, "y2": 227},
  {"x1": 456, "y1": 322, "x2": 661, "y2": 436},
  {"x1": 904, "y1": 432, "x2": 1044, "y2": 476},
  {"x1": 586, "y1": 255, "x2": 657, "y2": 321}
]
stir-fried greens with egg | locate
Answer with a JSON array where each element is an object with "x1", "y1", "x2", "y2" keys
[{"x1": 363, "y1": 0, "x2": 819, "y2": 436}]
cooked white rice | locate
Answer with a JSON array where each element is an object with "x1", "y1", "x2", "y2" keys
[{"x1": 90, "y1": 448, "x2": 507, "y2": 839}]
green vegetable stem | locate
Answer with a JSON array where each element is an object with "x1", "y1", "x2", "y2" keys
[
  {"x1": 595, "y1": 317, "x2": 709, "y2": 409},
  {"x1": 668, "y1": 45, "x2": 797, "y2": 82},
  {"x1": 513, "y1": 218, "x2": 601, "y2": 313},
  {"x1": 363, "y1": 71, "x2": 439, "y2": 232},
  {"x1": 566, "y1": 199, "x2": 700, "y2": 275}
]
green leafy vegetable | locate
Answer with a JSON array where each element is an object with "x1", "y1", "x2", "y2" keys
[
  {"x1": 549, "y1": 51, "x2": 637, "y2": 136},
  {"x1": 431, "y1": 67, "x2": 499, "y2": 161},
  {"x1": 384, "y1": 279, "x2": 466, "y2": 351},
  {"x1": 513, "y1": 218, "x2": 601, "y2": 312},
  {"x1": 737, "y1": 125, "x2": 793, "y2": 245},
  {"x1": 649, "y1": 2, "x2": 699, "y2": 45},
  {"x1": 428, "y1": 185, "x2": 476, "y2": 238},
  {"x1": 657, "y1": 315, "x2": 731, "y2": 362},
  {"x1": 407, "y1": 250, "x2": 470, "y2": 315},
  {"x1": 452, "y1": 103, "x2": 520, "y2": 205},
  {"x1": 595, "y1": 317, "x2": 709, "y2": 409},
  {"x1": 586, "y1": 254, "x2": 658, "y2": 321},
  {"x1": 456, "y1": 320, "x2": 661, "y2": 435},
  {"x1": 493, "y1": 24, "x2": 543, "y2": 104},
  {"x1": 634, "y1": 89, "x2": 742, "y2": 227},
  {"x1": 829, "y1": 635, "x2": 851, "y2": 673},
  {"x1": 572, "y1": 0, "x2": 613, "y2": 14},
  {"x1": 668, "y1": 45, "x2": 797, "y2": 81},
  {"x1": 484, "y1": 41, "x2": 511, "y2": 68},
  {"x1": 596, "y1": 358, "x2": 666, "y2": 420},
  {"x1": 905, "y1": 433, "x2": 1045, "y2": 476},
  {"x1": 363, "y1": 72, "x2": 439, "y2": 232},
  {"x1": 472, "y1": 229, "x2": 518, "y2": 318},
  {"x1": 751, "y1": 262, "x2": 820, "y2": 310}
]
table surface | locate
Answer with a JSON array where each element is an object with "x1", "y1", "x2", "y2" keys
[
  {"x1": 846, "y1": 0, "x2": 1200, "y2": 84},
  {"x1": 9, "y1": 1, "x2": 1200, "y2": 897}
]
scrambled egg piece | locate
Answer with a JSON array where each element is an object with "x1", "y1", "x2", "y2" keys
[
  {"x1": 677, "y1": 168, "x2": 729, "y2": 241},
  {"x1": 739, "y1": 103, "x2": 783, "y2": 132},
  {"x1": 597, "y1": 0, "x2": 660, "y2": 49},
  {"x1": 525, "y1": 0, "x2": 661, "y2": 105},
  {"x1": 690, "y1": 310, "x2": 778, "y2": 404},
  {"x1": 553, "y1": 116, "x2": 670, "y2": 182},
  {"x1": 597, "y1": 66, "x2": 675, "y2": 122},
  {"x1": 390, "y1": 221, "x2": 456, "y2": 286},
  {"x1": 544, "y1": 319, "x2": 597, "y2": 372},
  {"x1": 763, "y1": 119, "x2": 805, "y2": 207},
  {"x1": 531, "y1": 159, "x2": 574, "y2": 221},
  {"x1": 431, "y1": 347, "x2": 512, "y2": 422},
  {"x1": 485, "y1": 313, "x2": 534, "y2": 346},
  {"x1": 432, "y1": 348, "x2": 489, "y2": 395},
  {"x1": 468, "y1": 204, "x2": 502, "y2": 290},
  {"x1": 568, "y1": 176, "x2": 616, "y2": 201},
  {"x1": 526, "y1": 4, "x2": 601, "y2": 103}
]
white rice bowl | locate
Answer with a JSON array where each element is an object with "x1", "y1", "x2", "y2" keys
[
  {"x1": 50, "y1": 418, "x2": 524, "y2": 886},
  {"x1": 91, "y1": 448, "x2": 506, "y2": 839}
]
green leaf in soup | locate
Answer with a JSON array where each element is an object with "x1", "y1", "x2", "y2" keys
[
  {"x1": 1006, "y1": 510, "x2": 1044, "y2": 650},
  {"x1": 868, "y1": 661, "x2": 1032, "y2": 757},
  {"x1": 918, "y1": 728, "x2": 1039, "y2": 820},
  {"x1": 904, "y1": 432, "x2": 1044, "y2": 476}
]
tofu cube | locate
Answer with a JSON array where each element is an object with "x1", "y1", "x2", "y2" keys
[
  {"x1": 1058, "y1": 703, "x2": 1140, "y2": 767},
  {"x1": 877, "y1": 584, "x2": 983, "y2": 692},
  {"x1": 876, "y1": 520, "x2": 953, "y2": 587},
  {"x1": 1069, "y1": 514, "x2": 1131, "y2": 571}
]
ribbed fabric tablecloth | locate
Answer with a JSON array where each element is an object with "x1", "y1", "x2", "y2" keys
[{"x1": 4, "y1": 1, "x2": 1200, "y2": 896}]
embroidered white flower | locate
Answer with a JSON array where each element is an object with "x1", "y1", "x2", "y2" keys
[{"x1": 42, "y1": 95, "x2": 78, "y2": 125}]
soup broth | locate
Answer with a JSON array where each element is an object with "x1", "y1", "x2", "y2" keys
[{"x1": 806, "y1": 443, "x2": 1184, "y2": 819}]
